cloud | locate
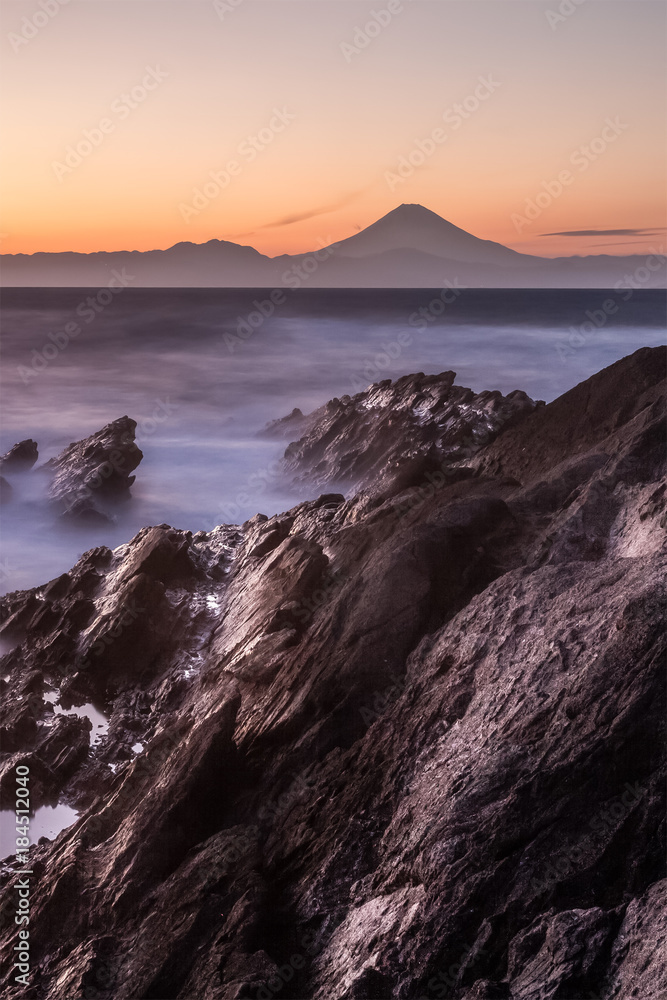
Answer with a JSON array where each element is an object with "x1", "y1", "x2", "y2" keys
[
  {"x1": 235, "y1": 190, "x2": 366, "y2": 238},
  {"x1": 586, "y1": 239, "x2": 666, "y2": 249},
  {"x1": 539, "y1": 228, "x2": 665, "y2": 237}
]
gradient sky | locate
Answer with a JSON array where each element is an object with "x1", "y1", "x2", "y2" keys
[{"x1": 1, "y1": 0, "x2": 665, "y2": 258}]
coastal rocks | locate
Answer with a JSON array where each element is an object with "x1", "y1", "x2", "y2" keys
[
  {"x1": 0, "y1": 440, "x2": 38, "y2": 504},
  {"x1": 262, "y1": 406, "x2": 310, "y2": 441},
  {"x1": 0, "y1": 439, "x2": 38, "y2": 473},
  {"x1": 0, "y1": 419, "x2": 143, "y2": 525},
  {"x1": 43, "y1": 416, "x2": 143, "y2": 522},
  {"x1": 602, "y1": 880, "x2": 667, "y2": 998},
  {"x1": 0, "y1": 347, "x2": 664, "y2": 999},
  {"x1": 0, "y1": 713, "x2": 90, "y2": 810},
  {"x1": 278, "y1": 371, "x2": 541, "y2": 495},
  {"x1": 470, "y1": 345, "x2": 667, "y2": 485}
]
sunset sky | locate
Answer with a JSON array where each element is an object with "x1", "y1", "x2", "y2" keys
[{"x1": 1, "y1": 0, "x2": 665, "y2": 259}]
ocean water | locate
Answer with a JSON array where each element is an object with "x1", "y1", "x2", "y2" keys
[{"x1": 1, "y1": 287, "x2": 665, "y2": 594}]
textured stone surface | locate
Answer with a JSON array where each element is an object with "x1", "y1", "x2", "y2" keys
[
  {"x1": 42, "y1": 415, "x2": 143, "y2": 522},
  {"x1": 0, "y1": 347, "x2": 664, "y2": 999},
  {"x1": 278, "y1": 371, "x2": 541, "y2": 495},
  {"x1": 0, "y1": 439, "x2": 38, "y2": 473}
]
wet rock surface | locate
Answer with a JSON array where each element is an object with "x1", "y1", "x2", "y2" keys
[
  {"x1": 277, "y1": 372, "x2": 541, "y2": 495},
  {"x1": 0, "y1": 440, "x2": 39, "y2": 474},
  {"x1": 42, "y1": 415, "x2": 143, "y2": 523},
  {"x1": 0, "y1": 419, "x2": 143, "y2": 525},
  {"x1": 0, "y1": 347, "x2": 665, "y2": 999}
]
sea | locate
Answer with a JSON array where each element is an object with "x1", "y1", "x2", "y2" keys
[{"x1": 1, "y1": 287, "x2": 665, "y2": 595}]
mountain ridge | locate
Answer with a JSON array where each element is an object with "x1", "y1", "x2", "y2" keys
[{"x1": 2, "y1": 204, "x2": 665, "y2": 288}]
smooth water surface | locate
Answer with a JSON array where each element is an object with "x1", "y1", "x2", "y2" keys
[
  {"x1": 1, "y1": 804, "x2": 79, "y2": 859},
  {"x1": 1, "y1": 288, "x2": 664, "y2": 593}
]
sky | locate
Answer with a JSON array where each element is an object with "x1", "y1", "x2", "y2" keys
[{"x1": 1, "y1": 0, "x2": 665, "y2": 259}]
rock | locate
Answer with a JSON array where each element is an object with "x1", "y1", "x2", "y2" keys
[
  {"x1": 0, "y1": 477, "x2": 12, "y2": 503},
  {"x1": 261, "y1": 406, "x2": 308, "y2": 440},
  {"x1": 0, "y1": 712, "x2": 90, "y2": 809},
  {"x1": 471, "y1": 344, "x2": 666, "y2": 485},
  {"x1": 119, "y1": 525, "x2": 199, "y2": 585},
  {"x1": 42, "y1": 416, "x2": 143, "y2": 523},
  {"x1": 603, "y1": 881, "x2": 667, "y2": 998},
  {"x1": 0, "y1": 438, "x2": 38, "y2": 473},
  {"x1": 279, "y1": 371, "x2": 540, "y2": 495},
  {"x1": 0, "y1": 347, "x2": 664, "y2": 999}
]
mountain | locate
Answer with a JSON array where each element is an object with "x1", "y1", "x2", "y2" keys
[
  {"x1": 0, "y1": 240, "x2": 274, "y2": 288},
  {"x1": 1, "y1": 204, "x2": 665, "y2": 287},
  {"x1": 326, "y1": 203, "x2": 536, "y2": 267}
]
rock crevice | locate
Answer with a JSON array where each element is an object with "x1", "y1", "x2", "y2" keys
[{"x1": 0, "y1": 347, "x2": 664, "y2": 999}]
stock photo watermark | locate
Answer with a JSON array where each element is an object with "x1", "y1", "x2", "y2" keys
[
  {"x1": 545, "y1": 0, "x2": 587, "y2": 31},
  {"x1": 221, "y1": 237, "x2": 339, "y2": 353},
  {"x1": 17, "y1": 269, "x2": 135, "y2": 383},
  {"x1": 8, "y1": 0, "x2": 70, "y2": 54},
  {"x1": 340, "y1": 0, "x2": 412, "y2": 63},
  {"x1": 56, "y1": 397, "x2": 178, "y2": 521},
  {"x1": 179, "y1": 107, "x2": 296, "y2": 222},
  {"x1": 52, "y1": 66, "x2": 169, "y2": 181},
  {"x1": 530, "y1": 781, "x2": 646, "y2": 894},
  {"x1": 213, "y1": 0, "x2": 244, "y2": 21},
  {"x1": 385, "y1": 76, "x2": 501, "y2": 190},
  {"x1": 349, "y1": 278, "x2": 465, "y2": 392},
  {"x1": 73, "y1": 599, "x2": 146, "y2": 673},
  {"x1": 209, "y1": 455, "x2": 284, "y2": 525},
  {"x1": 9, "y1": 764, "x2": 33, "y2": 987},
  {"x1": 512, "y1": 117, "x2": 629, "y2": 232},
  {"x1": 556, "y1": 249, "x2": 666, "y2": 361},
  {"x1": 416, "y1": 939, "x2": 489, "y2": 999}
]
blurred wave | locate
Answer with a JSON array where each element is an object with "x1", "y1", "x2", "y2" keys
[{"x1": 1, "y1": 288, "x2": 664, "y2": 593}]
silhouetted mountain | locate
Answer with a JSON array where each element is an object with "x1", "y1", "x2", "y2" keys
[
  {"x1": 327, "y1": 203, "x2": 534, "y2": 267},
  {"x1": 2, "y1": 205, "x2": 665, "y2": 287}
]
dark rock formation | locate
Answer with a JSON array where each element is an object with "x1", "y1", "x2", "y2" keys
[
  {"x1": 0, "y1": 477, "x2": 12, "y2": 504},
  {"x1": 278, "y1": 372, "x2": 541, "y2": 495},
  {"x1": 42, "y1": 416, "x2": 143, "y2": 523},
  {"x1": 0, "y1": 347, "x2": 664, "y2": 999},
  {"x1": 0, "y1": 439, "x2": 38, "y2": 473},
  {"x1": 262, "y1": 406, "x2": 309, "y2": 441}
]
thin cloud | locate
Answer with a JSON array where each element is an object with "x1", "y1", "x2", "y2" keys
[
  {"x1": 252, "y1": 190, "x2": 366, "y2": 233},
  {"x1": 539, "y1": 228, "x2": 665, "y2": 237},
  {"x1": 260, "y1": 208, "x2": 332, "y2": 230},
  {"x1": 585, "y1": 239, "x2": 666, "y2": 249}
]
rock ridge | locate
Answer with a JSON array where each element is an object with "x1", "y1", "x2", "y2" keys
[{"x1": 0, "y1": 346, "x2": 664, "y2": 999}]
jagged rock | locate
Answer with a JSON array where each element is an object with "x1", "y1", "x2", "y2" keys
[
  {"x1": 119, "y1": 525, "x2": 200, "y2": 585},
  {"x1": 0, "y1": 347, "x2": 664, "y2": 999},
  {"x1": 262, "y1": 406, "x2": 309, "y2": 440},
  {"x1": 0, "y1": 712, "x2": 90, "y2": 809},
  {"x1": 42, "y1": 416, "x2": 143, "y2": 523},
  {"x1": 279, "y1": 371, "x2": 541, "y2": 495},
  {"x1": 0, "y1": 439, "x2": 38, "y2": 473}
]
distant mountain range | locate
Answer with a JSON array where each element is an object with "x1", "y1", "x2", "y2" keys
[{"x1": 2, "y1": 204, "x2": 665, "y2": 288}]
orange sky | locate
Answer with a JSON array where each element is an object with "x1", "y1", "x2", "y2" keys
[{"x1": 1, "y1": 0, "x2": 665, "y2": 260}]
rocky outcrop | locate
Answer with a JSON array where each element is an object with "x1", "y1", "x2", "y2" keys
[
  {"x1": 0, "y1": 440, "x2": 38, "y2": 473},
  {"x1": 277, "y1": 372, "x2": 541, "y2": 495},
  {"x1": 0, "y1": 420, "x2": 142, "y2": 524},
  {"x1": 42, "y1": 416, "x2": 143, "y2": 523},
  {"x1": 0, "y1": 347, "x2": 664, "y2": 999},
  {"x1": 262, "y1": 407, "x2": 310, "y2": 441}
]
